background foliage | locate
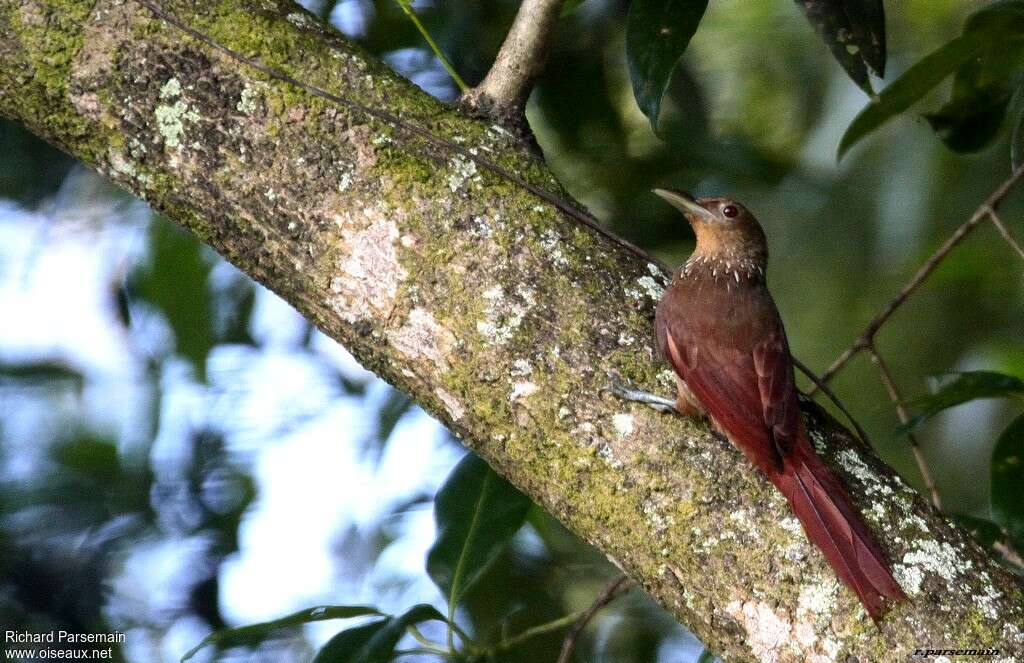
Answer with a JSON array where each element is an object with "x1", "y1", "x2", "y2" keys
[{"x1": 2, "y1": 0, "x2": 1024, "y2": 661}]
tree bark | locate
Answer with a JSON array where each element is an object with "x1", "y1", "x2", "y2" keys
[
  {"x1": 460, "y1": 0, "x2": 564, "y2": 138},
  {"x1": 2, "y1": 1, "x2": 1022, "y2": 660}
]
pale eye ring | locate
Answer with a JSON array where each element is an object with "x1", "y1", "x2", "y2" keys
[{"x1": 722, "y1": 204, "x2": 739, "y2": 218}]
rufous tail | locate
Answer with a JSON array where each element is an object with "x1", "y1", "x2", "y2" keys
[{"x1": 774, "y1": 440, "x2": 906, "y2": 621}]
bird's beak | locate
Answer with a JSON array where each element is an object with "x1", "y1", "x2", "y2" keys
[{"x1": 652, "y1": 189, "x2": 715, "y2": 222}]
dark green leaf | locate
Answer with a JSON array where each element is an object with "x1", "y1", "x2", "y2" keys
[
  {"x1": 0, "y1": 361, "x2": 84, "y2": 393},
  {"x1": 964, "y1": 0, "x2": 1024, "y2": 34},
  {"x1": 312, "y1": 621, "x2": 388, "y2": 663},
  {"x1": 0, "y1": 120, "x2": 75, "y2": 204},
  {"x1": 952, "y1": 513, "x2": 1004, "y2": 547},
  {"x1": 115, "y1": 283, "x2": 132, "y2": 328},
  {"x1": 1012, "y1": 79, "x2": 1024, "y2": 169},
  {"x1": 427, "y1": 453, "x2": 531, "y2": 609},
  {"x1": 924, "y1": 20, "x2": 1024, "y2": 153},
  {"x1": 839, "y1": 2, "x2": 1024, "y2": 158},
  {"x1": 838, "y1": 32, "x2": 993, "y2": 158},
  {"x1": 53, "y1": 438, "x2": 119, "y2": 483},
  {"x1": 373, "y1": 390, "x2": 412, "y2": 453},
  {"x1": 950, "y1": 35, "x2": 1024, "y2": 97},
  {"x1": 992, "y1": 414, "x2": 1024, "y2": 550},
  {"x1": 181, "y1": 605, "x2": 384, "y2": 661},
  {"x1": 625, "y1": 0, "x2": 709, "y2": 132},
  {"x1": 925, "y1": 84, "x2": 1012, "y2": 152},
  {"x1": 312, "y1": 604, "x2": 446, "y2": 663},
  {"x1": 213, "y1": 276, "x2": 256, "y2": 346},
  {"x1": 793, "y1": 0, "x2": 886, "y2": 92},
  {"x1": 561, "y1": 0, "x2": 586, "y2": 17},
  {"x1": 653, "y1": 61, "x2": 710, "y2": 145},
  {"x1": 901, "y1": 371, "x2": 1024, "y2": 432},
  {"x1": 595, "y1": 619, "x2": 664, "y2": 663},
  {"x1": 131, "y1": 217, "x2": 215, "y2": 379}
]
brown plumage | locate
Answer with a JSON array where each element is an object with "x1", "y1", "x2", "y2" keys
[{"x1": 652, "y1": 189, "x2": 906, "y2": 621}]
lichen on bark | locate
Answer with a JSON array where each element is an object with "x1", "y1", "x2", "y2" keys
[{"x1": 1, "y1": 1, "x2": 1023, "y2": 660}]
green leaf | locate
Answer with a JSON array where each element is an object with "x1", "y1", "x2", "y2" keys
[
  {"x1": 839, "y1": 2, "x2": 1024, "y2": 158},
  {"x1": 625, "y1": 0, "x2": 709, "y2": 132},
  {"x1": 901, "y1": 371, "x2": 1024, "y2": 433},
  {"x1": 312, "y1": 604, "x2": 446, "y2": 663},
  {"x1": 561, "y1": 0, "x2": 586, "y2": 17},
  {"x1": 132, "y1": 216, "x2": 215, "y2": 379},
  {"x1": 653, "y1": 61, "x2": 710, "y2": 146},
  {"x1": 213, "y1": 275, "x2": 256, "y2": 346},
  {"x1": 950, "y1": 32, "x2": 1024, "y2": 96},
  {"x1": 370, "y1": 389, "x2": 412, "y2": 458},
  {"x1": 793, "y1": 0, "x2": 886, "y2": 92},
  {"x1": 964, "y1": 0, "x2": 1024, "y2": 34},
  {"x1": 427, "y1": 453, "x2": 531, "y2": 610},
  {"x1": 1012, "y1": 79, "x2": 1024, "y2": 169},
  {"x1": 924, "y1": 83, "x2": 1013, "y2": 153},
  {"x1": 0, "y1": 361, "x2": 84, "y2": 393},
  {"x1": 181, "y1": 605, "x2": 384, "y2": 661},
  {"x1": 952, "y1": 513, "x2": 1004, "y2": 548},
  {"x1": 312, "y1": 621, "x2": 388, "y2": 663},
  {"x1": 924, "y1": 19, "x2": 1024, "y2": 153},
  {"x1": 53, "y1": 437, "x2": 120, "y2": 483},
  {"x1": 992, "y1": 414, "x2": 1024, "y2": 550},
  {"x1": 838, "y1": 32, "x2": 993, "y2": 158},
  {"x1": 0, "y1": 120, "x2": 75, "y2": 204}
]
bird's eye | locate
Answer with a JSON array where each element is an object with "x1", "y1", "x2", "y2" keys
[{"x1": 722, "y1": 204, "x2": 739, "y2": 218}]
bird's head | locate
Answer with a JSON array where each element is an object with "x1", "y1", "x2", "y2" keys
[{"x1": 653, "y1": 189, "x2": 768, "y2": 270}]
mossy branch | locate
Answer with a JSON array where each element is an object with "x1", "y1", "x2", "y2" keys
[{"x1": 1, "y1": 1, "x2": 1022, "y2": 660}]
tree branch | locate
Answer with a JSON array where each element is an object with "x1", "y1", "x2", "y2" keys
[
  {"x1": 817, "y1": 165, "x2": 1024, "y2": 385},
  {"x1": 987, "y1": 208, "x2": 1024, "y2": 262},
  {"x1": 2, "y1": 1, "x2": 1023, "y2": 659},
  {"x1": 806, "y1": 166, "x2": 1024, "y2": 513},
  {"x1": 557, "y1": 576, "x2": 632, "y2": 663},
  {"x1": 791, "y1": 356, "x2": 873, "y2": 450},
  {"x1": 396, "y1": 0, "x2": 468, "y2": 93},
  {"x1": 461, "y1": 0, "x2": 565, "y2": 134},
  {"x1": 864, "y1": 344, "x2": 942, "y2": 509}
]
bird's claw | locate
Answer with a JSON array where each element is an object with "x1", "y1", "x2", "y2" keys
[{"x1": 603, "y1": 379, "x2": 678, "y2": 413}]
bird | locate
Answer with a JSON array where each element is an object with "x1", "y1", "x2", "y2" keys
[{"x1": 632, "y1": 189, "x2": 906, "y2": 621}]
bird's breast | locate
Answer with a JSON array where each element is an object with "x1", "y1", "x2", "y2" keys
[{"x1": 659, "y1": 268, "x2": 782, "y2": 353}]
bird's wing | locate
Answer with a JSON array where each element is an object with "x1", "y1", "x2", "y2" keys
[
  {"x1": 663, "y1": 329, "x2": 784, "y2": 473},
  {"x1": 751, "y1": 331, "x2": 801, "y2": 459}
]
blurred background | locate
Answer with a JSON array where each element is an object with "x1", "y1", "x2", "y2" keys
[{"x1": 1, "y1": 0, "x2": 1022, "y2": 660}]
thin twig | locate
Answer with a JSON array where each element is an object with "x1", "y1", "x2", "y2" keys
[
  {"x1": 803, "y1": 168, "x2": 1024, "y2": 516},
  {"x1": 492, "y1": 610, "x2": 585, "y2": 653},
  {"x1": 462, "y1": 0, "x2": 566, "y2": 115},
  {"x1": 864, "y1": 345, "x2": 942, "y2": 509},
  {"x1": 556, "y1": 576, "x2": 633, "y2": 663},
  {"x1": 815, "y1": 165, "x2": 1024, "y2": 389},
  {"x1": 986, "y1": 208, "x2": 1024, "y2": 261},
  {"x1": 393, "y1": 647, "x2": 457, "y2": 659},
  {"x1": 407, "y1": 623, "x2": 474, "y2": 654},
  {"x1": 395, "y1": 0, "x2": 468, "y2": 92},
  {"x1": 792, "y1": 357, "x2": 873, "y2": 449}
]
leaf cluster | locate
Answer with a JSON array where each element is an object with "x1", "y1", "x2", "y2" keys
[
  {"x1": 625, "y1": 0, "x2": 886, "y2": 135},
  {"x1": 625, "y1": 0, "x2": 1024, "y2": 163},
  {"x1": 181, "y1": 454, "x2": 668, "y2": 662},
  {"x1": 901, "y1": 371, "x2": 1024, "y2": 569},
  {"x1": 841, "y1": 1, "x2": 1024, "y2": 161}
]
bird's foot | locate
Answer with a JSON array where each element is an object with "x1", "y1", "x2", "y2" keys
[{"x1": 603, "y1": 381, "x2": 678, "y2": 414}]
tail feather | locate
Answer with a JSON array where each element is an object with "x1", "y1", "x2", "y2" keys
[{"x1": 776, "y1": 443, "x2": 906, "y2": 621}]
